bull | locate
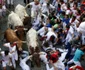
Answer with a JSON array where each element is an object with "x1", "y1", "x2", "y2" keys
[
  {"x1": 26, "y1": 28, "x2": 41, "y2": 67},
  {"x1": 4, "y1": 28, "x2": 24, "y2": 51},
  {"x1": 14, "y1": 4, "x2": 31, "y2": 28},
  {"x1": 8, "y1": 11, "x2": 23, "y2": 29},
  {"x1": 15, "y1": 4, "x2": 29, "y2": 22},
  {"x1": 26, "y1": 28, "x2": 40, "y2": 54}
]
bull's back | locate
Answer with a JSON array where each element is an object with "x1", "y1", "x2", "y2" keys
[
  {"x1": 8, "y1": 11, "x2": 23, "y2": 28},
  {"x1": 5, "y1": 28, "x2": 19, "y2": 42},
  {"x1": 26, "y1": 28, "x2": 38, "y2": 48},
  {"x1": 15, "y1": 4, "x2": 28, "y2": 21}
]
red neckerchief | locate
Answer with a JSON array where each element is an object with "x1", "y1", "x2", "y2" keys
[
  {"x1": 61, "y1": 2, "x2": 64, "y2": 4},
  {"x1": 77, "y1": 13, "x2": 80, "y2": 16},
  {"x1": 73, "y1": 7, "x2": 77, "y2": 10},
  {"x1": 11, "y1": 42, "x2": 17, "y2": 47},
  {"x1": 67, "y1": 8, "x2": 70, "y2": 10},
  {"x1": 71, "y1": 19, "x2": 75, "y2": 23},
  {"x1": 46, "y1": 51, "x2": 59, "y2": 63},
  {"x1": 82, "y1": 2, "x2": 85, "y2": 5},
  {"x1": 35, "y1": 2, "x2": 39, "y2": 5}
]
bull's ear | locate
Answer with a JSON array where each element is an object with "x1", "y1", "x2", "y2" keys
[{"x1": 14, "y1": 29, "x2": 17, "y2": 32}]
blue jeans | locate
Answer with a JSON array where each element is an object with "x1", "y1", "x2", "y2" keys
[{"x1": 65, "y1": 42, "x2": 72, "y2": 60}]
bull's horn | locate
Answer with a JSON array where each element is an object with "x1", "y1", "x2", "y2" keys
[
  {"x1": 6, "y1": 9, "x2": 11, "y2": 13},
  {"x1": 22, "y1": 41, "x2": 27, "y2": 43},
  {"x1": 14, "y1": 29, "x2": 17, "y2": 32},
  {"x1": 25, "y1": 4, "x2": 30, "y2": 9},
  {"x1": 24, "y1": 28, "x2": 28, "y2": 30},
  {"x1": 28, "y1": 55, "x2": 32, "y2": 58}
]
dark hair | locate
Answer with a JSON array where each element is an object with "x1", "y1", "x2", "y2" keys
[
  {"x1": 47, "y1": 2, "x2": 50, "y2": 7},
  {"x1": 67, "y1": 3, "x2": 70, "y2": 9},
  {"x1": 58, "y1": 4, "x2": 61, "y2": 8},
  {"x1": 43, "y1": 41, "x2": 49, "y2": 47},
  {"x1": 61, "y1": 11, "x2": 65, "y2": 16},
  {"x1": 5, "y1": 50, "x2": 9, "y2": 56},
  {"x1": 50, "y1": 35, "x2": 55, "y2": 43},
  {"x1": 73, "y1": 16, "x2": 76, "y2": 19},
  {"x1": 60, "y1": 0, "x2": 64, "y2": 3},
  {"x1": 68, "y1": 63, "x2": 75, "y2": 67},
  {"x1": 66, "y1": 25, "x2": 70, "y2": 29},
  {"x1": 41, "y1": 15, "x2": 44, "y2": 19}
]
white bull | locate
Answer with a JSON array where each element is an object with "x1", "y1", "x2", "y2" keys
[
  {"x1": 26, "y1": 28, "x2": 39, "y2": 53},
  {"x1": 8, "y1": 11, "x2": 23, "y2": 29},
  {"x1": 15, "y1": 4, "x2": 29, "y2": 22}
]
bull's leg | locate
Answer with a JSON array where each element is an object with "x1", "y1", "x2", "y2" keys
[
  {"x1": 30, "y1": 60, "x2": 34, "y2": 67},
  {"x1": 29, "y1": 47, "x2": 34, "y2": 55}
]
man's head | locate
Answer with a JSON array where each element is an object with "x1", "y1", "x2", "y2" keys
[
  {"x1": 49, "y1": 35, "x2": 55, "y2": 43},
  {"x1": 5, "y1": 50, "x2": 9, "y2": 56},
  {"x1": 34, "y1": 0, "x2": 39, "y2": 5}
]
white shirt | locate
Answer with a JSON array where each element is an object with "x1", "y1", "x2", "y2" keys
[
  {"x1": 65, "y1": 26, "x2": 74, "y2": 43},
  {"x1": 29, "y1": 2, "x2": 41, "y2": 18},
  {"x1": 54, "y1": 60, "x2": 65, "y2": 70},
  {"x1": 46, "y1": 31, "x2": 57, "y2": 41},
  {"x1": 41, "y1": 3, "x2": 55, "y2": 14},
  {"x1": 37, "y1": 27, "x2": 52, "y2": 36},
  {"x1": 63, "y1": 0, "x2": 67, "y2": 3},
  {"x1": 29, "y1": 2, "x2": 41, "y2": 12},
  {"x1": 4, "y1": 43, "x2": 16, "y2": 53},
  {"x1": 70, "y1": 2, "x2": 74, "y2": 8},
  {"x1": 2, "y1": 5, "x2": 6, "y2": 12},
  {"x1": 61, "y1": 3, "x2": 67, "y2": 11},
  {"x1": 39, "y1": 52, "x2": 48, "y2": 64},
  {"x1": 71, "y1": 7, "x2": 77, "y2": 16},
  {"x1": 4, "y1": 43, "x2": 18, "y2": 60},
  {"x1": 66, "y1": 9, "x2": 71, "y2": 15},
  {"x1": 1, "y1": 51, "x2": 11, "y2": 62},
  {"x1": 46, "y1": 59, "x2": 65, "y2": 70}
]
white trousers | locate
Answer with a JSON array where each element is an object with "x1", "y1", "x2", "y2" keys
[
  {"x1": 2, "y1": 61, "x2": 12, "y2": 67},
  {"x1": 20, "y1": 56, "x2": 30, "y2": 70},
  {"x1": 46, "y1": 64, "x2": 54, "y2": 70},
  {"x1": 67, "y1": 59, "x2": 81, "y2": 66},
  {"x1": 7, "y1": 0, "x2": 14, "y2": 5},
  {"x1": 9, "y1": 51, "x2": 18, "y2": 68}
]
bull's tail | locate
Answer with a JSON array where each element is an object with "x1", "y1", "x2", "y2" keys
[{"x1": 25, "y1": 4, "x2": 30, "y2": 9}]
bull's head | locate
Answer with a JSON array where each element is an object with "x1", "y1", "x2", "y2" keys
[
  {"x1": 15, "y1": 40, "x2": 23, "y2": 51},
  {"x1": 23, "y1": 16, "x2": 32, "y2": 30},
  {"x1": 15, "y1": 26, "x2": 28, "y2": 40}
]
